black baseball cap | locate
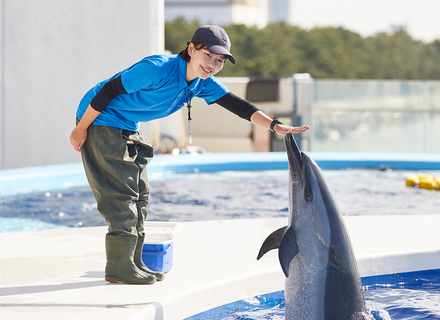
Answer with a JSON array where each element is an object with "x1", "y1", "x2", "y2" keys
[{"x1": 189, "y1": 25, "x2": 236, "y2": 64}]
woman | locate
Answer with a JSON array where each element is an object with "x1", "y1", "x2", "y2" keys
[{"x1": 70, "y1": 25, "x2": 309, "y2": 285}]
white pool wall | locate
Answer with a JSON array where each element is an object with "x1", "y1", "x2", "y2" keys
[{"x1": 3, "y1": 151, "x2": 440, "y2": 197}]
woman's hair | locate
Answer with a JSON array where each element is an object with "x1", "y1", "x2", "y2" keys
[{"x1": 178, "y1": 42, "x2": 204, "y2": 62}]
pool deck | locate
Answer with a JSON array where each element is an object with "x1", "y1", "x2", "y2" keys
[{"x1": 1, "y1": 214, "x2": 440, "y2": 320}]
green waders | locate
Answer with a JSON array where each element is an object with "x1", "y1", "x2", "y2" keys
[{"x1": 80, "y1": 123, "x2": 164, "y2": 284}]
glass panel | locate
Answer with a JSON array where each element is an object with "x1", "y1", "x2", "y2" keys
[
  {"x1": 429, "y1": 82, "x2": 440, "y2": 110},
  {"x1": 425, "y1": 113, "x2": 440, "y2": 152},
  {"x1": 311, "y1": 110, "x2": 424, "y2": 153},
  {"x1": 313, "y1": 80, "x2": 425, "y2": 111},
  {"x1": 310, "y1": 80, "x2": 440, "y2": 153}
]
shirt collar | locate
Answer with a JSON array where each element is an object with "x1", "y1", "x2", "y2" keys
[{"x1": 178, "y1": 56, "x2": 201, "y2": 90}]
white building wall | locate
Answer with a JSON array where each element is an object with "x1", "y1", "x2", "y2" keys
[
  {"x1": 0, "y1": 0, "x2": 161, "y2": 169},
  {"x1": 165, "y1": 0, "x2": 269, "y2": 28},
  {"x1": 166, "y1": 5, "x2": 233, "y2": 26},
  {"x1": 231, "y1": 1, "x2": 269, "y2": 28},
  {"x1": 270, "y1": 0, "x2": 294, "y2": 24},
  {"x1": 0, "y1": 0, "x2": 4, "y2": 169}
]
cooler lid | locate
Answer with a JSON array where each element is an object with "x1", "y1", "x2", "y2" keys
[{"x1": 144, "y1": 222, "x2": 180, "y2": 239}]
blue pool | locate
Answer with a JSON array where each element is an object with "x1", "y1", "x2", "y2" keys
[
  {"x1": 1, "y1": 168, "x2": 440, "y2": 233},
  {"x1": 186, "y1": 269, "x2": 440, "y2": 320}
]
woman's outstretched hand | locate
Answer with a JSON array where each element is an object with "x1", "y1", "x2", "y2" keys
[{"x1": 274, "y1": 124, "x2": 310, "y2": 135}]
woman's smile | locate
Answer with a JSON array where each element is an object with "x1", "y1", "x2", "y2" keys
[
  {"x1": 201, "y1": 65, "x2": 213, "y2": 75},
  {"x1": 186, "y1": 44, "x2": 226, "y2": 81}
]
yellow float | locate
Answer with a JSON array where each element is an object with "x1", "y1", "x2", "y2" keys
[
  {"x1": 406, "y1": 175, "x2": 419, "y2": 187},
  {"x1": 406, "y1": 173, "x2": 440, "y2": 190}
]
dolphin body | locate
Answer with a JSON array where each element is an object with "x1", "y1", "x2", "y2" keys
[{"x1": 257, "y1": 134, "x2": 372, "y2": 319}]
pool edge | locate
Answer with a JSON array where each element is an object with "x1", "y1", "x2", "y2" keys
[
  {"x1": 2, "y1": 216, "x2": 439, "y2": 320},
  {"x1": 2, "y1": 151, "x2": 440, "y2": 197}
]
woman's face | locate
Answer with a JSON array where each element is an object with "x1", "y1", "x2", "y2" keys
[{"x1": 186, "y1": 43, "x2": 226, "y2": 81}]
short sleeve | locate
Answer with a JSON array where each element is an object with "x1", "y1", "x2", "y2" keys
[
  {"x1": 197, "y1": 77, "x2": 230, "y2": 104},
  {"x1": 120, "y1": 60, "x2": 162, "y2": 93}
]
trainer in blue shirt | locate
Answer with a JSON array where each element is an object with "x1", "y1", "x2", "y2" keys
[{"x1": 70, "y1": 25, "x2": 309, "y2": 285}]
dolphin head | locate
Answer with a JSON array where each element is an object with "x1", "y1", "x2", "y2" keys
[
  {"x1": 284, "y1": 133, "x2": 333, "y2": 208},
  {"x1": 284, "y1": 134, "x2": 334, "y2": 244},
  {"x1": 284, "y1": 134, "x2": 312, "y2": 204}
]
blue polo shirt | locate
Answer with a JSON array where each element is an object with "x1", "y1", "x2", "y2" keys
[{"x1": 76, "y1": 54, "x2": 229, "y2": 131}]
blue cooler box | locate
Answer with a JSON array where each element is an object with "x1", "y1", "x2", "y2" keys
[
  {"x1": 142, "y1": 222, "x2": 179, "y2": 273},
  {"x1": 142, "y1": 239, "x2": 173, "y2": 273}
]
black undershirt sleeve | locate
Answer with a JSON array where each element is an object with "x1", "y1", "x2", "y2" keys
[
  {"x1": 90, "y1": 75, "x2": 127, "y2": 112},
  {"x1": 214, "y1": 92, "x2": 260, "y2": 121}
]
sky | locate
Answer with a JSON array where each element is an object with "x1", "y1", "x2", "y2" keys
[{"x1": 292, "y1": 0, "x2": 440, "y2": 42}]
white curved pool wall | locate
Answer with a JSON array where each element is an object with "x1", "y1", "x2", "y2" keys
[
  {"x1": 346, "y1": 214, "x2": 440, "y2": 277},
  {"x1": 2, "y1": 151, "x2": 440, "y2": 197},
  {"x1": 1, "y1": 153, "x2": 440, "y2": 320}
]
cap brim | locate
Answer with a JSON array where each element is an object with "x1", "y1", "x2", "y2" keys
[{"x1": 205, "y1": 44, "x2": 236, "y2": 64}]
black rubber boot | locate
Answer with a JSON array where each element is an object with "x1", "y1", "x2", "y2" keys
[
  {"x1": 134, "y1": 234, "x2": 165, "y2": 281},
  {"x1": 105, "y1": 234, "x2": 157, "y2": 285}
]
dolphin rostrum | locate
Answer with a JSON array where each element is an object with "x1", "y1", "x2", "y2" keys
[{"x1": 257, "y1": 133, "x2": 372, "y2": 319}]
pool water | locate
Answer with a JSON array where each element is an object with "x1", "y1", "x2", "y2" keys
[
  {"x1": 186, "y1": 269, "x2": 440, "y2": 320},
  {"x1": 1, "y1": 169, "x2": 440, "y2": 232}
]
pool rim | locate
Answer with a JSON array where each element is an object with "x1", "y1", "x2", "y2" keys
[{"x1": 2, "y1": 151, "x2": 440, "y2": 197}]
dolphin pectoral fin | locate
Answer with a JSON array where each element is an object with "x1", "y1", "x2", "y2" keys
[
  {"x1": 279, "y1": 227, "x2": 298, "y2": 277},
  {"x1": 257, "y1": 226, "x2": 289, "y2": 260}
]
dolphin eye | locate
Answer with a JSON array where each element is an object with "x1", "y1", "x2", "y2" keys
[{"x1": 305, "y1": 193, "x2": 312, "y2": 202}]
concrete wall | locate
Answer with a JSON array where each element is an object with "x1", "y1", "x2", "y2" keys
[{"x1": 0, "y1": 0, "x2": 157, "y2": 169}]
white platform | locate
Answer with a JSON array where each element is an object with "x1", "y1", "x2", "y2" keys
[{"x1": 1, "y1": 215, "x2": 440, "y2": 320}]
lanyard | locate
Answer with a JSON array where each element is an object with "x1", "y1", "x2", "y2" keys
[{"x1": 184, "y1": 88, "x2": 193, "y2": 145}]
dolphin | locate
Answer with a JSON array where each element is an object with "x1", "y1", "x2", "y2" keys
[{"x1": 257, "y1": 133, "x2": 372, "y2": 319}]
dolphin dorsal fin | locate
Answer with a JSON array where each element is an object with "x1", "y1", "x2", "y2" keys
[{"x1": 257, "y1": 226, "x2": 289, "y2": 260}]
